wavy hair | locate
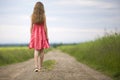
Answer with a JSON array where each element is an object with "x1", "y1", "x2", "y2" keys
[{"x1": 32, "y1": 2, "x2": 45, "y2": 24}]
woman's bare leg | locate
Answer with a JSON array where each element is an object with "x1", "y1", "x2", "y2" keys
[
  {"x1": 38, "y1": 49, "x2": 44, "y2": 70},
  {"x1": 34, "y1": 50, "x2": 39, "y2": 68}
]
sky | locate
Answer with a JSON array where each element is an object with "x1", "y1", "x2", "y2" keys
[{"x1": 0, "y1": 0, "x2": 120, "y2": 44}]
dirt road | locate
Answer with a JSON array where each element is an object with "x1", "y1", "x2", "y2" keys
[{"x1": 0, "y1": 50, "x2": 112, "y2": 80}]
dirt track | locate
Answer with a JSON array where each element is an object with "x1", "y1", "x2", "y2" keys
[{"x1": 0, "y1": 50, "x2": 112, "y2": 80}]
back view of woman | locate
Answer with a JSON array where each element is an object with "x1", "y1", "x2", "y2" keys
[{"x1": 29, "y1": 2, "x2": 50, "y2": 72}]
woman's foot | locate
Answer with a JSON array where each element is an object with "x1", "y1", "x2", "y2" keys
[
  {"x1": 34, "y1": 65, "x2": 39, "y2": 72},
  {"x1": 34, "y1": 68, "x2": 39, "y2": 72},
  {"x1": 38, "y1": 66, "x2": 42, "y2": 72},
  {"x1": 38, "y1": 69, "x2": 41, "y2": 72},
  {"x1": 34, "y1": 67, "x2": 42, "y2": 72}
]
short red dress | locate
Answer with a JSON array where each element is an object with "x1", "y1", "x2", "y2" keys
[{"x1": 29, "y1": 23, "x2": 50, "y2": 50}]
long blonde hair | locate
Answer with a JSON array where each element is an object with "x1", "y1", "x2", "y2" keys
[{"x1": 32, "y1": 2, "x2": 45, "y2": 24}]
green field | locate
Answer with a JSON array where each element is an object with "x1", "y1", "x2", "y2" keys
[
  {"x1": 0, "y1": 46, "x2": 52, "y2": 66},
  {"x1": 58, "y1": 33, "x2": 120, "y2": 80},
  {"x1": 0, "y1": 46, "x2": 33, "y2": 66}
]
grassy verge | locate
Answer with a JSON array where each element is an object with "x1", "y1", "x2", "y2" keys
[
  {"x1": 58, "y1": 33, "x2": 120, "y2": 80},
  {"x1": 0, "y1": 46, "x2": 52, "y2": 66},
  {"x1": 43, "y1": 60, "x2": 56, "y2": 70}
]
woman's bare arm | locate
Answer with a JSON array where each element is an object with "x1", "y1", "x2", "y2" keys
[
  {"x1": 44, "y1": 14, "x2": 48, "y2": 39},
  {"x1": 30, "y1": 22, "x2": 33, "y2": 34}
]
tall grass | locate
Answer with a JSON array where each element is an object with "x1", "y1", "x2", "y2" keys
[
  {"x1": 0, "y1": 46, "x2": 34, "y2": 66},
  {"x1": 0, "y1": 46, "x2": 52, "y2": 66},
  {"x1": 58, "y1": 33, "x2": 120, "y2": 80}
]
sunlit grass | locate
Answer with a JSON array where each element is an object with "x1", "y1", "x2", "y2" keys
[
  {"x1": 43, "y1": 60, "x2": 56, "y2": 70},
  {"x1": 0, "y1": 46, "x2": 33, "y2": 66},
  {"x1": 58, "y1": 33, "x2": 120, "y2": 80},
  {"x1": 0, "y1": 46, "x2": 52, "y2": 66}
]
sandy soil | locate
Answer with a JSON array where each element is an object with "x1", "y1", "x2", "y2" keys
[{"x1": 0, "y1": 50, "x2": 112, "y2": 80}]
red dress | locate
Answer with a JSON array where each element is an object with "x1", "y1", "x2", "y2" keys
[{"x1": 29, "y1": 23, "x2": 50, "y2": 50}]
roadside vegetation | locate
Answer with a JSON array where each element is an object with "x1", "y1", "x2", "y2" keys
[
  {"x1": 43, "y1": 60, "x2": 56, "y2": 70},
  {"x1": 0, "y1": 46, "x2": 52, "y2": 66},
  {"x1": 58, "y1": 32, "x2": 120, "y2": 80}
]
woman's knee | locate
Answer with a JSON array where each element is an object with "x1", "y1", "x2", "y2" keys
[{"x1": 40, "y1": 49, "x2": 44, "y2": 53}]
